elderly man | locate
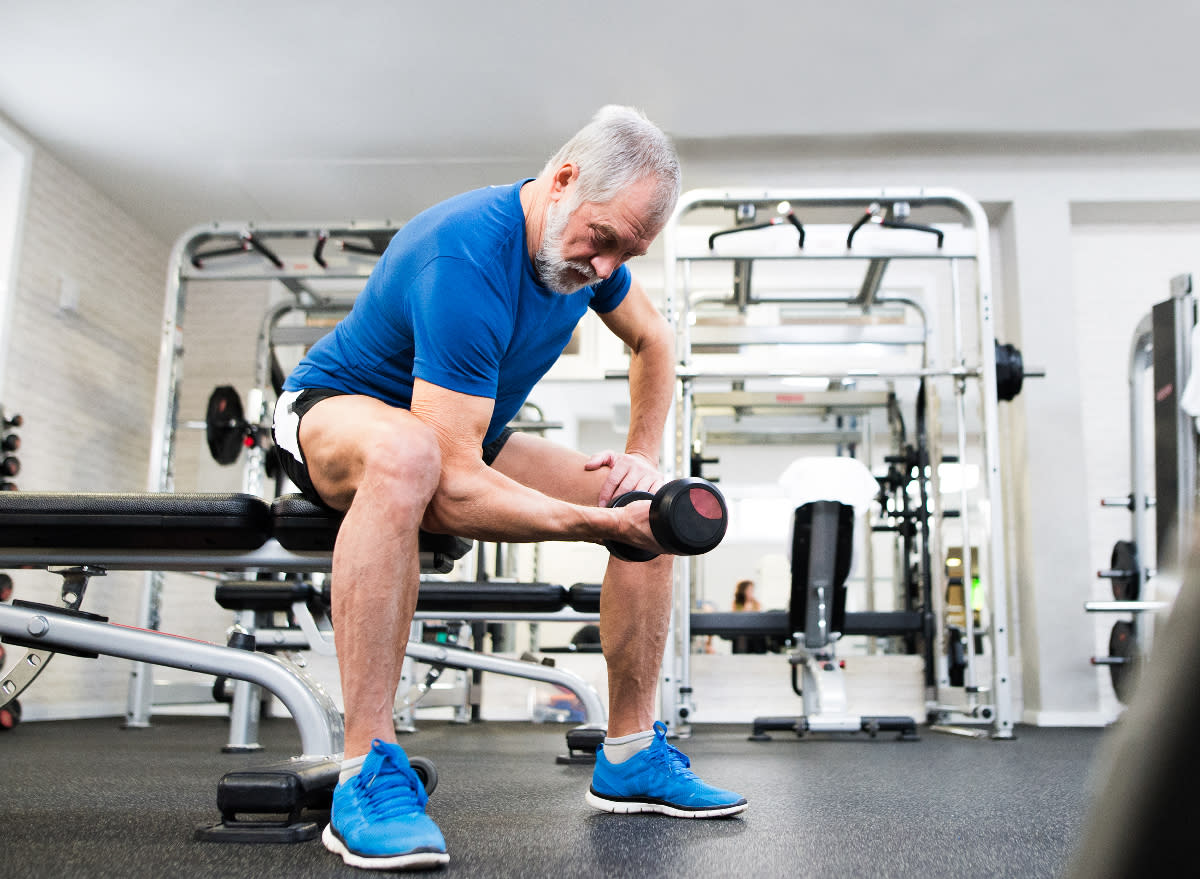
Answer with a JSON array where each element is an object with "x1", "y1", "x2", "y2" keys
[{"x1": 273, "y1": 105, "x2": 747, "y2": 871}]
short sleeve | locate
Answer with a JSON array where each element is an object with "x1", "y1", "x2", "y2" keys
[{"x1": 410, "y1": 257, "x2": 514, "y2": 398}]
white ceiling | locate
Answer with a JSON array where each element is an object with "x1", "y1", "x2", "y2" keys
[{"x1": 2, "y1": 0, "x2": 1197, "y2": 242}]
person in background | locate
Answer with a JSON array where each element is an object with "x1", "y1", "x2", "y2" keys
[
  {"x1": 731, "y1": 579, "x2": 767, "y2": 653},
  {"x1": 732, "y1": 579, "x2": 762, "y2": 612}
]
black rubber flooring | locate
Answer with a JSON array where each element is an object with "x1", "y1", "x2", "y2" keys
[{"x1": 0, "y1": 715, "x2": 1104, "y2": 878}]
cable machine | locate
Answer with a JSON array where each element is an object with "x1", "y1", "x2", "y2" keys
[{"x1": 658, "y1": 188, "x2": 1021, "y2": 739}]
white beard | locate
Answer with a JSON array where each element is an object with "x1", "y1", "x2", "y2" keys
[{"x1": 534, "y1": 198, "x2": 598, "y2": 294}]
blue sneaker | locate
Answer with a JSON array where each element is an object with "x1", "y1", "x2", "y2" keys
[
  {"x1": 586, "y1": 721, "x2": 748, "y2": 818},
  {"x1": 322, "y1": 739, "x2": 449, "y2": 870}
]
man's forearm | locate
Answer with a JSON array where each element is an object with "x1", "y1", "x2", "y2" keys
[
  {"x1": 624, "y1": 327, "x2": 676, "y2": 466},
  {"x1": 424, "y1": 458, "x2": 619, "y2": 545}
]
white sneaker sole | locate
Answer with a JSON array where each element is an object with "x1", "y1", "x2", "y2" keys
[
  {"x1": 585, "y1": 789, "x2": 748, "y2": 818},
  {"x1": 322, "y1": 823, "x2": 450, "y2": 870}
]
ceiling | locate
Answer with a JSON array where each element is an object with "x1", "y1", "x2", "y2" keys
[{"x1": 2, "y1": 1, "x2": 1197, "y2": 243}]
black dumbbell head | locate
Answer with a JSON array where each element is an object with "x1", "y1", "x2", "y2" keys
[{"x1": 649, "y1": 478, "x2": 728, "y2": 556}]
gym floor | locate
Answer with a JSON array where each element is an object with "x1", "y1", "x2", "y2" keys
[{"x1": 0, "y1": 714, "x2": 1104, "y2": 878}]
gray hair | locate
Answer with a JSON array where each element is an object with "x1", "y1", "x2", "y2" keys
[{"x1": 540, "y1": 105, "x2": 681, "y2": 228}]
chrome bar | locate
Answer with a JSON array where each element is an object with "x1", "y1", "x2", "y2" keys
[{"x1": 0, "y1": 601, "x2": 342, "y2": 757}]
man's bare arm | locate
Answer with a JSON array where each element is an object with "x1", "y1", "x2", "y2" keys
[
  {"x1": 589, "y1": 277, "x2": 676, "y2": 504},
  {"x1": 410, "y1": 379, "x2": 655, "y2": 550}
]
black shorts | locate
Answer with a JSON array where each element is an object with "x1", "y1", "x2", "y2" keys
[{"x1": 271, "y1": 387, "x2": 515, "y2": 507}]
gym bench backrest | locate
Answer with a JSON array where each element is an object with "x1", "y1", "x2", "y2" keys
[{"x1": 789, "y1": 500, "x2": 855, "y2": 648}]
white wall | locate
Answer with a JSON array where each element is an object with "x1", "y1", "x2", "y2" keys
[
  {"x1": 0, "y1": 119, "x2": 169, "y2": 718},
  {"x1": 6, "y1": 121, "x2": 1200, "y2": 727}
]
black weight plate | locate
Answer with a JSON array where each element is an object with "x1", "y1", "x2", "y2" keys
[
  {"x1": 605, "y1": 490, "x2": 658, "y2": 562},
  {"x1": 0, "y1": 698, "x2": 20, "y2": 731},
  {"x1": 650, "y1": 478, "x2": 728, "y2": 555},
  {"x1": 409, "y1": 756, "x2": 438, "y2": 796},
  {"x1": 995, "y1": 341, "x2": 1025, "y2": 402},
  {"x1": 1110, "y1": 540, "x2": 1139, "y2": 601},
  {"x1": 206, "y1": 385, "x2": 246, "y2": 466},
  {"x1": 1109, "y1": 620, "x2": 1138, "y2": 705}
]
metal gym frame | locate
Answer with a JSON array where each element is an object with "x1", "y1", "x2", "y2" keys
[
  {"x1": 127, "y1": 221, "x2": 602, "y2": 732},
  {"x1": 657, "y1": 188, "x2": 1016, "y2": 739},
  {"x1": 1090, "y1": 274, "x2": 1195, "y2": 701},
  {"x1": 128, "y1": 221, "x2": 401, "y2": 725}
]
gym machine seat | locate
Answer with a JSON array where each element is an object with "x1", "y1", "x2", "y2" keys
[{"x1": 750, "y1": 500, "x2": 919, "y2": 742}]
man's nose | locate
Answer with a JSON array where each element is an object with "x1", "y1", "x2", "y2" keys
[{"x1": 591, "y1": 254, "x2": 619, "y2": 280}]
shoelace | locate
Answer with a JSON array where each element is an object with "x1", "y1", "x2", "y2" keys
[
  {"x1": 356, "y1": 748, "x2": 428, "y2": 819},
  {"x1": 649, "y1": 736, "x2": 699, "y2": 781}
]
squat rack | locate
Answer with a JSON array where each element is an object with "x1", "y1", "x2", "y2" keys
[
  {"x1": 658, "y1": 188, "x2": 1017, "y2": 739},
  {"x1": 129, "y1": 220, "x2": 594, "y2": 735},
  {"x1": 129, "y1": 220, "x2": 402, "y2": 726}
]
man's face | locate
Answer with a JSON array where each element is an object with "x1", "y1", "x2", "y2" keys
[{"x1": 534, "y1": 177, "x2": 661, "y2": 295}]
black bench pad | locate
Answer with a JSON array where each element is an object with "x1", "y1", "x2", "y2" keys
[
  {"x1": 415, "y1": 581, "x2": 568, "y2": 613},
  {"x1": 0, "y1": 493, "x2": 272, "y2": 550},
  {"x1": 0, "y1": 493, "x2": 473, "y2": 565},
  {"x1": 270, "y1": 495, "x2": 471, "y2": 561},
  {"x1": 216, "y1": 580, "x2": 569, "y2": 614}
]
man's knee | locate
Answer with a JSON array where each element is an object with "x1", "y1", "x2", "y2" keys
[{"x1": 359, "y1": 420, "x2": 442, "y2": 508}]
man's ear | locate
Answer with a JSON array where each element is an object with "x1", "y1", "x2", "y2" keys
[{"x1": 550, "y1": 163, "x2": 578, "y2": 202}]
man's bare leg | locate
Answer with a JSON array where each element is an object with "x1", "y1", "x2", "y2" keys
[
  {"x1": 298, "y1": 396, "x2": 442, "y2": 758},
  {"x1": 490, "y1": 432, "x2": 673, "y2": 736},
  {"x1": 296, "y1": 395, "x2": 451, "y2": 868},
  {"x1": 493, "y1": 431, "x2": 746, "y2": 817}
]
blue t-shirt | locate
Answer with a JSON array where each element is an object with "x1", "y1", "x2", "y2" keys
[{"x1": 285, "y1": 180, "x2": 631, "y2": 444}]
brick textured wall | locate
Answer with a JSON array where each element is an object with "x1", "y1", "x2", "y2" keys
[{"x1": 1, "y1": 146, "x2": 169, "y2": 718}]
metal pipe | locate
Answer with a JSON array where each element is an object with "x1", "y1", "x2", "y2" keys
[
  {"x1": 129, "y1": 221, "x2": 204, "y2": 727},
  {"x1": 949, "y1": 259, "x2": 978, "y2": 705},
  {"x1": 1085, "y1": 600, "x2": 1169, "y2": 613},
  {"x1": 1129, "y1": 313, "x2": 1154, "y2": 599},
  {"x1": 0, "y1": 601, "x2": 342, "y2": 756},
  {"x1": 404, "y1": 641, "x2": 606, "y2": 724}
]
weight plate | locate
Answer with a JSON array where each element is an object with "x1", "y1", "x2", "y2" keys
[
  {"x1": 0, "y1": 698, "x2": 20, "y2": 731},
  {"x1": 409, "y1": 756, "x2": 438, "y2": 796},
  {"x1": 1110, "y1": 540, "x2": 1139, "y2": 601},
  {"x1": 995, "y1": 341, "x2": 1025, "y2": 402},
  {"x1": 206, "y1": 385, "x2": 246, "y2": 466},
  {"x1": 1109, "y1": 620, "x2": 1138, "y2": 705}
]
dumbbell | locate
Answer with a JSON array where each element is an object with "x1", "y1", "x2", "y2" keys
[{"x1": 605, "y1": 477, "x2": 728, "y2": 562}]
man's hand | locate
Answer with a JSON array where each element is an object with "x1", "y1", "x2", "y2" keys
[{"x1": 585, "y1": 449, "x2": 663, "y2": 507}]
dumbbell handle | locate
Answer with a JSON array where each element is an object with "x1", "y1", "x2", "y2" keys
[{"x1": 605, "y1": 478, "x2": 727, "y2": 563}]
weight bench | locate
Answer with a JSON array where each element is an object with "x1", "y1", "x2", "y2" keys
[
  {"x1": 750, "y1": 500, "x2": 919, "y2": 741},
  {"x1": 0, "y1": 491, "x2": 607, "y2": 840}
]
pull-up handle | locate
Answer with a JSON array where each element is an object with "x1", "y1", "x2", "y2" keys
[
  {"x1": 846, "y1": 202, "x2": 943, "y2": 249},
  {"x1": 312, "y1": 232, "x2": 390, "y2": 268},
  {"x1": 708, "y1": 203, "x2": 805, "y2": 250},
  {"x1": 313, "y1": 231, "x2": 330, "y2": 269},
  {"x1": 191, "y1": 232, "x2": 284, "y2": 269}
]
